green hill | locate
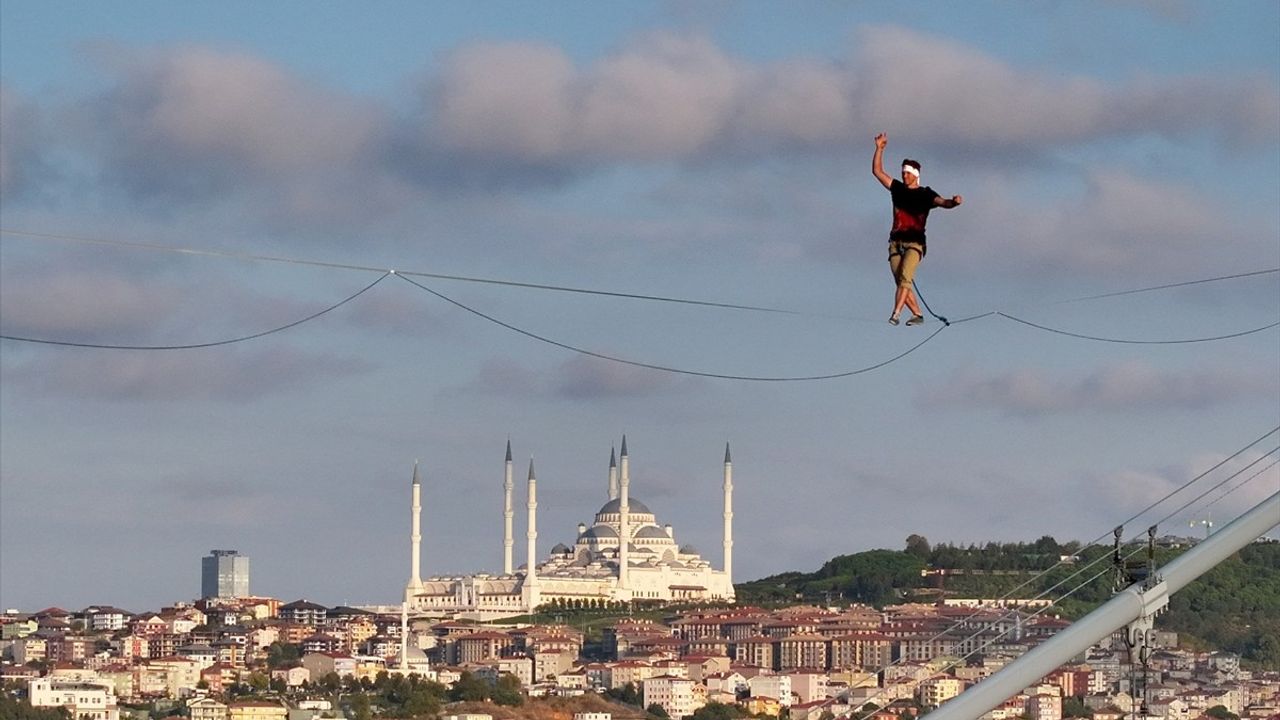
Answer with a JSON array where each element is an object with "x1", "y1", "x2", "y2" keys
[{"x1": 736, "y1": 536, "x2": 1280, "y2": 668}]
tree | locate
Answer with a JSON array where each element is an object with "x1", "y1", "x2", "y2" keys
[
  {"x1": 905, "y1": 534, "x2": 931, "y2": 559},
  {"x1": 266, "y1": 642, "x2": 301, "y2": 669},
  {"x1": 319, "y1": 672, "x2": 341, "y2": 695},
  {"x1": 689, "y1": 702, "x2": 747, "y2": 720},
  {"x1": 247, "y1": 672, "x2": 270, "y2": 693},
  {"x1": 1062, "y1": 697, "x2": 1092, "y2": 718},
  {"x1": 606, "y1": 682, "x2": 642, "y2": 707},
  {"x1": 349, "y1": 694, "x2": 372, "y2": 720},
  {"x1": 0, "y1": 695, "x2": 72, "y2": 720},
  {"x1": 403, "y1": 687, "x2": 441, "y2": 717},
  {"x1": 1205, "y1": 706, "x2": 1239, "y2": 720},
  {"x1": 490, "y1": 674, "x2": 523, "y2": 707},
  {"x1": 448, "y1": 671, "x2": 489, "y2": 702},
  {"x1": 646, "y1": 703, "x2": 670, "y2": 719}
]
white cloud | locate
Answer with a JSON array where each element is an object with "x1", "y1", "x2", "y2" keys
[
  {"x1": 853, "y1": 24, "x2": 1278, "y2": 148},
  {"x1": 432, "y1": 42, "x2": 577, "y2": 161}
]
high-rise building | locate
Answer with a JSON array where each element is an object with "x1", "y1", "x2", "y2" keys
[{"x1": 201, "y1": 549, "x2": 250, "y2": 599}]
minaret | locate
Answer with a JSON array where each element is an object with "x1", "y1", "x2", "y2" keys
[
  {"x1": 503, "y1": 440, "x2": 514, "y2": 575},
  {"x1": 524, "y1": 459, "x2": 541, "y2": 610},
  {"x1": 405, "y1": 462, "x2": 424, "y2": 603},
  {"x1": 618, "y1": 436, "x2": 630, "y2": 593},
  {"x1": 608, "y1": 446, "x2": 618, "y2": 501},
  {"x1": 398, "y1": 601, "x2": 409, "y2": 671},
  {"x1": 723, "y1": 443, "x2": 734, "y2": 586}
]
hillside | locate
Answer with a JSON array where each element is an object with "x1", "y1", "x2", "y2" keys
[{"x1": 736, "y1": 536, "x2": 1280, "y2": 668}]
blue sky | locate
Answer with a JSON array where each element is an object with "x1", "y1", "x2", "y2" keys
[{"x1": 2, "y1": 1, "x2": 1278, "y2": 612}]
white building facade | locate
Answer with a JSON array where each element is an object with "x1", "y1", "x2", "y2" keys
[{"x1": 29, "y1": 677, "x2": 120, "y2": 720}]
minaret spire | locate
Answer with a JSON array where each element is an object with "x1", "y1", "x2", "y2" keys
[
  {"x1": 405, "y1": 461, "x2": 424, "y2": 602},
  {"x1": 398, "y1": 600, "x2": 409, "y2": 671},
  {"x1": 618, "y1": 436, "x2": 631, "y2": 594},
  {"x1": 503, "y1": 440, "x2": 514, "y2": 575},
  {"x1": 608, "y1": 446, "x2": 618, "y2": 501},
  {"x1": 723, "y1": 443, "x2": 733, "y2": 587},
  {"x1": 524, "y1": 458, "x2": 541, "y2": 610}
]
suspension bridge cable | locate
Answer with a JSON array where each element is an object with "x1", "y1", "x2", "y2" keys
[
  {"x1": 1148, "y1": 446, "x2": 1280, "y2": 530},
  {"x1": 847, "y1": 548, "x2": 1145, "y2": 720},
  {"x1": 395, "y1": 272, "x2": 945, "y2": 381},
  {"x1": 825, "y1": 426, "x2": 1279, "y2": 714},
  {"x1": 835, "y1": 543, "x2": 1132, "y2": 717},
  {"x1": 996, "y1": 312, "x2": 1280, "y2": 345},
  {"x1": 1191, "y1": 457, "x2": 1280, "y2": 518},
  {"x1": 914, "y1": 426, "x2": 1276, "y2": 627},
  {"x1": 842, "y1": 445, "x2": 1280, "y2": 716},
  {"x1": 0, "y1": 272, "x2": 391, "y2": 350},
  {"x1": 850, "y1": 454, "x2": 1279, "y2": 720}
]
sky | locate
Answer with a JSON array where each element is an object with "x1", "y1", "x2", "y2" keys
[{"x1": 1, "y1": 0, "x2": 1278, "y2": 613}]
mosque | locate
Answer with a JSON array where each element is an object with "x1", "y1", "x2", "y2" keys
[{"x1": 403, "y1": 437, "x2": 736, "y2": 619}]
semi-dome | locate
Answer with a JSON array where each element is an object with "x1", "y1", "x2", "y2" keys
[
  {"x1": 581, "y1": 525, "x2": 619, "y2": 539},
  {"x1": 635, "y1": 526, "x2": 672, "y2": 540}
]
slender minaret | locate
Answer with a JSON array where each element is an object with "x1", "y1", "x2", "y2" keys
[
  {"x1": 608, "y1": 446, "x2": 618, "y2": 501},
  {"x1": 405, "y1": 462, "x2": 424, "y2": 602},
  {"x1": 524, "y1": 459, "x2": 540, "y2": 609},
  {"x1": 618, "y1": 436, "x2": 630, "y2": 592},
  {"x1": 503, "y1": 440, "x2": 514, "y2": 575},
  {"x1": 723, "y1": 443, "x2": 734, "y2": 585},
  {"x1": 398, "y1": 601, "x2": 409, "y2": 671}
]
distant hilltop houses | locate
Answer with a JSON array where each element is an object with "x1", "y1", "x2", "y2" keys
[{"x1": 3, "y1": 599, "x2": 1277, "y2": 720}]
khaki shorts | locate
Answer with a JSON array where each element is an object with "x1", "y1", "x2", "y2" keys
[{"x1": 888, "y1": 240, "x2": 925, "y2": 289}]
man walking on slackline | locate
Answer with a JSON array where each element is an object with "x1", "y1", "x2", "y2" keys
[{"x1": 872, "y1": 132, "x2": 963, "y2": 325}]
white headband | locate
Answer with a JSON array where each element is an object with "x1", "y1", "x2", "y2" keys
[{"x1": 901, "y1": 165, "x2": 920, "y2": 178}]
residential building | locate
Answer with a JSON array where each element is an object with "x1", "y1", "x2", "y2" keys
[
  {"x1": 188, "y1": 696, "x2": 229, "y2": 720},
  {"x1": 644, "y1": 675, "x2": 704, "y2": 720},
  {"x1": 228, "y1": 701, "x2": 286, "y2": 720},
  {"x1": 748, "y1": 675, "x2": 793, "y2": 707},
  {"x1": 919, "y1": 676, "x2": 965, "y2": 709},
  {"x1": 278, "y1": 601, "x2": 327, "y2": 627},
  {"x1": 301, "y1": 652, "x2": 356, "y2": 679},
  {"x1": 28, "y1": 676, "x2": 120, "y2": 720}
]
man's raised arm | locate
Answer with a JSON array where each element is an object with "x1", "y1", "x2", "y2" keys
[{"x1": 872, "y1": 133, "x2": 893, "y2": 189}]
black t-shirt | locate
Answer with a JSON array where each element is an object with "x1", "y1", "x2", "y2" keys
[{"x1": 889, "y1": 179, "x2": 940, "y2": 247}]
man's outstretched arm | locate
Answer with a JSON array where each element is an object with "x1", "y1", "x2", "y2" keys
[
  {"x1": 872, "y1": 133, "x2": 893, "y2": 189},
  {"x1": 933, "y1": 194, "x2": 963, "y2": 208}
]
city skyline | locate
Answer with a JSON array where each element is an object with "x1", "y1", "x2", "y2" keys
[{"x1": 2, "y1": 1, "x2": 1278, "y2": 611}]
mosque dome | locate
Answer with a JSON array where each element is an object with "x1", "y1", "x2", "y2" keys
[
  {"x1": 635, "y1": 526, "x2": 672, "y2": 540},
  {"x1": 597, "y1": 497, "x2": 654, "y2": 516},
  {"x1": 581, "y1": 525, "x2": 618, "y2": 540}
]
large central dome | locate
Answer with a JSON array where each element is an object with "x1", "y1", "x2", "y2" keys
[{"x1": 596, "y1": 497, "x2": 653, "y2": 516}]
